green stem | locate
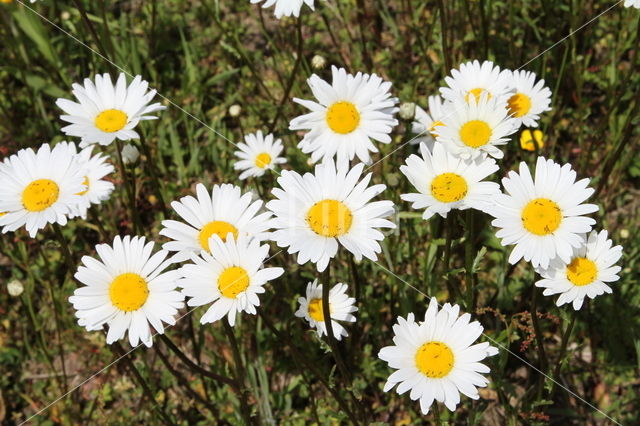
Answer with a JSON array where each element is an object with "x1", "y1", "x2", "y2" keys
[
  {"x1": 437, "y1": 0, "x2": 453, "y2": 72},
  {"x1": 550, "y1": 311, "x2": 578, "y2": 397},
  {"x1": 530, "y1": 286, "x2": 549, "y2": 397},
  {"x1": 114, "y1": 139, "x2": 141, "y2": 233},
  {"x1": 222, "y1": 321, "x2": 254, "y2": 425},
  {"x1": 464, "y1": 209, "x2": 475, "y2": 311},
  {"x1": 52, "y1": 223, "x2": 76, "y2": 278},
  {"x1": 72, "y1": 0, "x2": 116, "y2": 74},
  {"x1": 138, "y1": 134, "x2": 169, "y2": 218}
]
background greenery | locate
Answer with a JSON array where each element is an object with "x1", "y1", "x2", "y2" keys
[{"x1": 0, "y1": 0, "x2": 639, "y2": 424}]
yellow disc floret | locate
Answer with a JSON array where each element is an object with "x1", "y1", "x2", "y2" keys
[
  {"x1": 431, "y1": 173, "x2": 468, "y2": 203},
  {"x1": 22, "y1": 179, "x2": 60, "y2": 212},
  {"x1": 306, "y1": 199, "x2": 353, "y2": 237},
  {"x1": 77, "y1": 176, "x2": 90, "y2": 196},
  {"x1": 465, "y1": 88, "x2": 491, "y2": 103},
  {"x1": 566, "y1": 257, "x2": 598, "y2": 286},
  {"x1": 308, "y1": 298, "x2": 325, "y2": 322},
  {"x1": 255, "y1": 152, "x2": 272, "y2": 169},
  {"x1": 326, "y1": 101, "x2": 360, "y2": 134},
  {"x1": 218, "y1": 266, "x2": 250, "y2": 298},
  {"x1": 198, "y1": 221, "x2": 239, "y2": 251},
  {"x1": 95, "y1": 109, "x2": 128, "y2": 133},
  {"x1": 415, "y1": 341, "x2": 455, "y2": 378},
  {"x1": 507, "y1": 93, "x2": 532, "y2": 118},
  {"x1": 521, "y1": 198, "x2": 562, "y2": 236},
  {"x1": 109, "y1": 273, "x2": 149, "y2": 312},
  {"x1": 459, "y1": 120, "x2": 492, "y2": 148}
]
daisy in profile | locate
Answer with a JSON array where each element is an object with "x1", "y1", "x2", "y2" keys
[
  {"x1": 440, "y1": 60, "x2": 513, "y2": 105},
  {"x1": 267, "y1": 159, "x2": 395, "y2": 272},
  {"x1": 400, "y1": 143, "x2": 500, "y2": 220},
  {"x1": 624, "y1": 0, "x2": 640, "y2": 9},
  {"x1": 56, "y1": 73, "x2": 165, "y2": 147},
  {"x1": 0, "y1": 143, "x2": 85, "y2": 237},
  {"x1": 179, "y1": 234, "x2": 284, "y2": 326},
  {"x1": 233, "y1": 130, "x2": 286, "y2": 180},
  {"x1": 58, "y1": 142, "x2": 115, "y2": 219},
  {"x1": 489, "y1": 157, "x2": 598, "y2": 269},
  {"x1": 436, "y1": 94, "x2": 517, "y2": 160},
  {"x1": 295, "y1": 279, "x2": 357, "y2": 340},
  {"x1": 69, "y1": 236, "x2": 184, "y2": 348},
  {"x1": 250, "y1": 0, "x2": 315, "y2": 18},
  {"x1": 411, "y1": 95, "x2": 448, "y2": 148},
  {"x1": 290, "y1": 66, "x2": 398, "y2": 165},
  {"x1": 160, "y1": 183, "x2": 273, "y2": 257},
  {"x1": 506, "y1": 70, "x2": 552, "y2": 128},
  {"x1": 378, "y1": 297, "x2": 498, "y2": 415},
  {"x1": 535, "y1": 230, "x2": 622, "y2": 310}
]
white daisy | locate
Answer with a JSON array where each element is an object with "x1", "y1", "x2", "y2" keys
[
  {"x1": 56, "y1": 73, "x2": 165, "y2": 147},
  {"x1": 267, "y1": 159, "x2": 396, "y2": 272},
  {"x1": 289, "y1": 65, "x2": 399, "y2": 165},
  {"x1": 489, "y1": 157, "x2": 599, "y2": 269},
  {"x1": 295, "y1": 279, "x2": 357, "y2": 340},
  {"x1": 535, "y1": 230, "x2": 623, "y2": 310},
  {"x1": 69, "y1": 236, "x2": 184, "y2": 348},
  {"x1": 625, "y1": 0, "x2": 640, "y2": 9},
  {"x1": 233, "y1": 130, "x2": 286, "y2": 180},
  {"x1": 440, "y1": 60, "x2": 513, "y2": 105},
  {"x1": 0, "y1": 143, "x2": 85, "y2": 237},
  {"x1": 378, "y1": 297, "x2": 498, "y2": 415},
  {"x1": 411, "y1": 95, "x2": 448, "y2": 148},
  {"x1": 250, "y1": 0, "x2": 315, "y2": 18},
  {"x1": 57, "y1": 142, "x2": 115, "y2": 219},
  {"x1": 436, "y1": 94, "x2": 517, "y2": 160},
  {"x1": 179, "y1": 234, "x2": 284, "y2": 326},
  {"x1": 160, "y1": 183, "x2": 273, "y2": 258},
  {"x1": 400, "y1": 143, "x2": 500, "y2": 220},
  {"x1": 506, "y1": 70, "x2": 552, "y2": 129}
]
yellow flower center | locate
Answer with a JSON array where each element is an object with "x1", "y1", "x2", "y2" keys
[
  {"x1": 459, "y1": 120, "x2": 492, "y2": 148},
  {"x1": 95, "y1": 109, "x2": 128, "y2": 133},
  {"x1": 77, "y1": 176, "x2": 90, "y2": 196},
  {"x1": 431, "y1": 173, "x2": 468, "y2": 203},
  {"x1": 255, "y1": 152, "x2": 272, "y2": 169},
  {"x1": 521, "y1": 198, "x2": 562, "y2": 236},
  {"x1": 520, "y1": 129, "x2": 544, "y2": 152},
  {"x1": 326, "y1": 101, "x2": 360, "y2": 134},
  {"x1": 465, "y1": 88, "x2": 491, "y2": 103},
  {"x1": 306, "y1": 199, "x2": 353, "y2": 237},
  {"x1": 198, "y1": 221, "x2": 239, "y2": 252},
  {"x1": 507, "y1": 93, "x2": 532, "y2": 118},
  {"x1": 218, "y1": 266, "x2": 250, "y2": 298},
  {"x1": 308, "y1": 298, "x2": 325, "y2": 322},
  {"x1": 22, "y1": 179, "x2": 60, "y2": 212},
  {"x1": 109, "y1": 273, "x2": 149, "y2": 312},
  {"x1": 0, "y1": 212, "x2": 6, "y2": 217},
  {"x1": 415, "y1": 341, "x2": 455, "y2": 378},
  {"x1": 429, "y1": 120, "x2": 445, "y2": 138},
  {"x1": 566, "y1": 257, "x2": 598, "y2": 286}
]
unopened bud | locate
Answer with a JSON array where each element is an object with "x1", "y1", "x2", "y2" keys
[
  {"x1": 228, "y1": 104, "x2": 242, "y2": 117},
  {"x1": 311, "y1": 55, "x2": 327, "y2": 70},
  {"x1": 398, "y1": 102, "x2": 416, "y2": 121},
  {"x1": 121, "y1": 144, "x2": 140, "y2": 165},
  {"x1": 7, "y1": 279, "x2": 24, "y2": 297}
]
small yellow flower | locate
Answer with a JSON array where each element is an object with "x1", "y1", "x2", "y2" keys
[{"x1": 520, "y1": 129, "x2": 544, "y2": 151}]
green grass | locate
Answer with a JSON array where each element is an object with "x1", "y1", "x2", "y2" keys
[{"x1": 1, "y1": 0, "x2": 639, "y2": 424}]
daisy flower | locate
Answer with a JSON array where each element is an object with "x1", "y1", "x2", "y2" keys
[
  {"x1": 69, "y1": 236, "x2": 184, "y2": 348},
  {"x1": 160, "y1": 183, "x2": 273, "y2": 257},
  {"x1": 411, "y1": 95, "x2": 448, "y2": 148},
  {"x1": 625, "y1": 0, "x2": 640, "y2": 9},
  {"x1": 0, "y1": 143, "x2": 85, "y2": 237},
  {"x1": 250, "y1": 0, "x2": 315, "y2": 18},
  {"x1": 233, "y1": 130, "x2": 286, "y2": 180},
  {"x1": 179, "y1": 234, "x2": 284, "y2": 326},
  {"x1": 267, "y1": 159, "x2": 396, "y2": 272},
  {"x1": 58, "y1": 142, "x2": 115, "y2": 219},
  {"x1": 400, "y1": 143, "x2": 500, "y2": 220},
  {"x1": 289, "y1": 65, "x2": 399, "y2": 165},
  {"x1": 506, "y1": 70, "x2": 552, "y2": 129},
  {"x1": 489, "y1": 157, "x2": 599, "y2": 269},
  {"x1": 440, "y1": 60, "x2": 513, "y2": 105},
  {"x1": 378, "y1": 297, "x2": 498, "y2": 415},
  {"x1": 295, "y1": 279, "x2": 357, "y2": 340},
  {"x1": 56, "y1": 73, "x2": 165, "y2": 147},
  {"x1": 535, "y1": 230, "x2": 623, "y2": 310},
  {"x1": 436, "y1": 94, "x2": 517, "y2": 160}
]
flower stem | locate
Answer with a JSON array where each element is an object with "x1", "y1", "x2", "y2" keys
[
  {"x1": 464, "y1": 209, "x2": 476, "y2": 311},
  {"x1": 114, "y1": 139, "x2": 142, "y2": 233},
  {"x1": 550, "y1": 310, "x2": 578, "y2": 397},
  {"x1": 222, "y1": 321, "x2": 254, "y2": 425},
  {"x1": 530, "y1": 286, "x2": 549, "y2": 398},
  {"x1": 437, "y1": 0, "x2": 453, "y2": 72},
  {"x1": 52, "y1": 223, "x2": 76, "y2": 278}
]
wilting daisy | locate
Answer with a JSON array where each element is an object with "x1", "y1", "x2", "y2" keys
[
  {"x1": 250, "y1": 0, "x2": 315, "y2": 18},
  {"x1": 57, "y1": 142, "x2": 115, "y2": 219},
  {"x1": 69, "y1": 236, "x2": 184, "y2": 347},
  {"x1": 290, "y1": 66, "x2": 398, "y2": 165},
  {"x1": 0, "y1": 143, "x2": 85, "y2": 237},
  {"x1": 267, "y1": 159, "x2": 395, "y2": 272},
  {"x1": 400, "y1": 143, "x2": 500, "y2": 220},
  {"x1": 436, "y1": 94, "x2": 517, "y2": 160},
  {"x1": 233, "y1": 130, "x2": 286, "y2": 180},
  {"x1": 378, "y1": 297, "x2": 498, "y2": 415},
  {"x1": 160, "y1": 183, "x2": 273, "y2": 257},
  {"x1": 489, "y1": 157, "x2": 598, "y2": 269},
  {"x1": 56, "y1": 73, "x2": 165, "y2": 147},
  {"x1": 179, "y1": 234, "x2": 283, "y2": 326},
  {"x1": 535, "y1": 230, "x2": 623, "y2": 310},
  {"x1": 520, "y1": 129, "x2": 544, "y2": 152},
  {"x1": 440, "y1": 60, "x2": 513, "y2": 105},
  {"x1": 625, "y1": 0, "x2": 640, "y2": 9},
  {"x1": 506, "y1": 70, "x2": 552, "y2": 129},
  {"x1": 295, "y1": 279, "x2": 357, "y2": 340},
  {"x1": 411, "y1": 95, "x2": 448, "y2": 148}
]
